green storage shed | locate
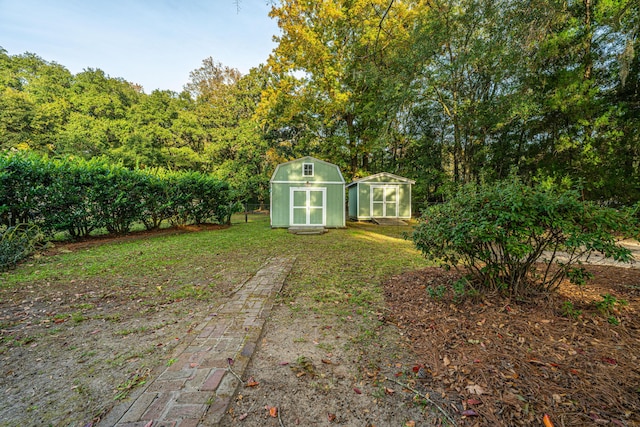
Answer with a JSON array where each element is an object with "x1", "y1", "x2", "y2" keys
[
  {"x1": 270, "y1": 156, "x2": 346, "y2": 228},
  {"x1": 347, "y1": 172, "x2": 415, "y2": 221}
]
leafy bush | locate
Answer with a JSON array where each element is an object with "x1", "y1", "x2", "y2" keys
[
  {"x1": 41, "y1": 159, "x2": 97, "y2": 238},
  {"x1": 137, "y1": 173, "x2": 171, "y2": 230},
  {"x1": 0, "y1": 223, "x2": 44, "y2": 271},
  {"x1": 412, "y1": 179, "x2": 639, "y2": 297},
  {"x1": 166, "y1": 172, "x2": 231, "y2": 225},
  {"x1": 0, "y1": 152, "x2": 234, "y2": 239},
  {"x1": 0, "y1": 153, "x2": 52, "y2": 228},
  {"x1": 88, "y1": 164, "x2": 146, "y2": 234}
]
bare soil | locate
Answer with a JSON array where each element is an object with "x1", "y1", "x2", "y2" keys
[{"x1": 0, "y1": 225, "x2": 233, "y2": 427}]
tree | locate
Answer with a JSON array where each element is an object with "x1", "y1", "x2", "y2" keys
[{"x1": 263, "y1": 0, "x2": 419, "y2": 177}]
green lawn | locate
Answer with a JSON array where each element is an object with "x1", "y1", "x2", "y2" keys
[{"x1": 2, "y1": 215, "x2": 430, "y2": 316}]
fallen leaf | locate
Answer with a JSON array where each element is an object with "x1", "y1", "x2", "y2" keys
[
  {"x1": 189, "y1": 363, "x2": 199, "y2": 368},
  {"x1": 269, "y1": 406, "x2": 277, "y2": 417},
  {"x1": 321, "y1": 359, "x2": 332, "y2": 364},
  {"x1": 246, "y1": 376, "x2": 259, "y2": 387},
  {"x1": 467, "y1": 398, "x2": 482, "y2": 405},
  {"x1": 462, "y1": 409, "x2": 478, "y2": 417},
  {"x1": 353, "y1": 387, "x2": 362, "y2": 394},
  {"x1": 144, "y1": 421, "x2": 153, "y2": 427},
  {"x1": 601, "y1": 357, "x2": 617, "y2": 365},
  {"x1": 443, "y1": 356, "x2": 451, "y2": 367},
  {"x1": 466, "y1": 384, "x2": 484, "y2": 395},
  {"x1": 385, "y1": 387, "x2": 395, "y2": 395},
  {"x1": 238, "y1": 413, "x2": 248, "y2": 421},
  {"x1": 405, "y1": 421, "x2": 416, "y2": 427},
  {"x1": 328, "y1": 413, "x2": 336, "y2": 422},
  {"x1": 543, "y1": 413, "x2": 554, "y2": 427},
  {"x1": 279, "y1": 361, "x2": 289, "y2": 366},
  {"x1": 227, "y1": 358, "x2": 234, "y2": 366}
]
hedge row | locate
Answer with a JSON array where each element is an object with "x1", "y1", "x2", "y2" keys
[{"x1": 0, "y1": 153, "x2": 235, "y2": 238}]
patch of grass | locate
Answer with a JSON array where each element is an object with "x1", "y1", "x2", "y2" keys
[
  {"x1": 4, "y1": 216, "x2": 429, "y2": 321},
  {"x1": 561, "y1": 301, "x2": 582, "y2": 319},
  {"x1": 71, "y1": 311, "x2": 88, "y2": 323},
  {"x1": 317, "y1": 342, "x2": 334, "y2": 352},
  {"x1": 72, "y1": 303, "x2": 95, "y2": 310},
  {"x1": 114, "y1": 368, "x2": 150, "y2": 400},
  {"x1": 117, "y1": 326, "x2": 149, "y2": 336}
]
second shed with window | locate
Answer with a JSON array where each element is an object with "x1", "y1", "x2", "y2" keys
[
  {"x1": 270, "y1": 156, "x2": 346, "y2": 229},
  {"x1": 347, "y1": 172, "x2": 415, "y2": 223}
]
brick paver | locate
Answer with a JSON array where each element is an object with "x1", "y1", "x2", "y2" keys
[{"x1": 99, "y1": 256, "x2": 296, "y2": 427}]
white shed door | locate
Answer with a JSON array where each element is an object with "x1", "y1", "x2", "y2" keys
[
  {"x1": 290, "y1": 187, "x2": 326, "y2": 226},
  {"x1": 371, "y1": 185, "x2": 398, "y2": 218}
]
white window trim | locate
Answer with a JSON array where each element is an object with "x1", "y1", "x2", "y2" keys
[
  {"x1": 290, "y1": 187, "x2": 326, "y2": 226},
  {"x1": 302, "y1": 162, "x2": 314, "y2": 177},
  {"x1": 370, "y1": 185, "x2": 400, "y2": 218}
]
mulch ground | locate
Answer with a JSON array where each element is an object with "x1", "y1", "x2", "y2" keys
[
  {"x1": 384, "y1": 265, "x2": 640, "y2": 426},
  {"x1": 43, "y1": 223, "x2": 227, "y2": 255}
]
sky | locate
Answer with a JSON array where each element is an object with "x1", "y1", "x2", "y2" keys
[{"x1": 0, "y1": 0, "x2": 280, "y2": 93}]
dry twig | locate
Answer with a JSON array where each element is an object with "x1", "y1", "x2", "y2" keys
[{"x1": 385, "y1": 376, "x2": 457, "y2": 426}]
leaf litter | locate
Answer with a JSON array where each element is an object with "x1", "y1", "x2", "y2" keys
[{"x1": 384, "y1": 264, "x2": 640, "y2": 426}]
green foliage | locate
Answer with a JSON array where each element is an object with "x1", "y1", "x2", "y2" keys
[
  {"x1": 166, "y1": 171, "x2": 231, "y2": 225},
  {"x1": 561, "y1": 301, "x2": 582, "y2": 319},
  {"x1": 426, "y1": 285, "x2": 446, "y2": 300},
  {"x1": 0, "y1": 152, "x2": 234, "y2": 239},
  {"x1": 595, "y1": 293, "x2": 627, "y2": 316},
  {"x1": 412, "y1": 179, "x2": 639, "y2": 297},
  {"x1": 0, "y1": 223, "x2": 43, "y2": 271}
]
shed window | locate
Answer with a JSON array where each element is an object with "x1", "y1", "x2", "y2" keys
[{"x1": 303, "y1": 163, "x2": 314, "y2": 177}]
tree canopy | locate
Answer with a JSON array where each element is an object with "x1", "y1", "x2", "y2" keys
[{"x1": 1, "y1": 0, "x2": 639, "y2": 207}]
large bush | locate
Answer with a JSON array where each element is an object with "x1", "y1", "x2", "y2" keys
[
  {"x1": 412, "y1": 179, "x2": 639, "y2": 297},
  {"x1": 166, "y1": 171, "x2": 231, "y2": 226},
  {"x1": 0, "y1": 152, "x2": 234, "y2": 238}
]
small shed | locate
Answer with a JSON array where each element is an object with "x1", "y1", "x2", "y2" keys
[
  {"x1": 270, "y1": 156, "x2": 346, "y2": 228},
  {"x1": 347, "y1": 172, "x2": 415, "y2": 221}
]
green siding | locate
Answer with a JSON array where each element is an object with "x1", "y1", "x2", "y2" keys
[
  {"x1": 270, "y1": 157, "x2": 345, "y2": 228},
  {"x1": 271, "y1": 157, "x2": 344, "y2": 183},
  {"x1": 348, "y1": 186, "x2": 357, "y2": 218},
  {"x1": 347, "y1": 173, "x2": 414, "y2": 220}
]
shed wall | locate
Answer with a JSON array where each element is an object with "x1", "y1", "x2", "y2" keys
[{"x1": 354, "y1": 182, "x2": 412, "y2": 219}]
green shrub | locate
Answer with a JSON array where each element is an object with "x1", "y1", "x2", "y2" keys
[
  {"x1": 0, "y1": 223, "x2": 43, "y2": 271},
  {"x1": 0, "y1": 152, "x2": 235, "y2": 238},
  {"x1": 42, "y1": 159, "x2": 96, "y2": 238},
  {"x1": 412, "y1": 179, "x2": 639, "y2": 298},
  {"x1": 0, "y1": 153, "x2": 52, "y2": 229},
  {"x1": 88, "y1": 164, "x2": 145, "y2": 234},
  {"x1": 166, "y1": 172, "x2": 231, "y2": 225},
  {"x1": 137, "y1": 172, "x2": 171, "y2": 230}
]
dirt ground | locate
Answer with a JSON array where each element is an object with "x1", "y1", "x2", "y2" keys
[
  {"x1": 0, "y1": 226, "x2": 232, "y2": 427},
  {"x1": 220, "y1": 263, "x2": 640, "y2": 427},
  {"x1": 2, "y1": 229, "x2": 639, "y2": 427},
  {"x1": 383, "y1": 265, "x2": 640, "y2": 426}
]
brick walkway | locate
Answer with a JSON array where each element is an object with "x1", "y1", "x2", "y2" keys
[{"x1": 99, "y1": 256, "x2": 296, "y2": 427}]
